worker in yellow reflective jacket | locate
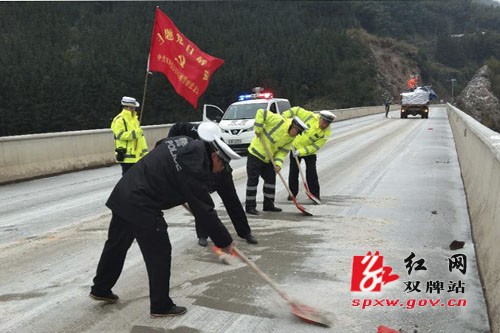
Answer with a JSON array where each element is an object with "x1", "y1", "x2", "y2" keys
[
  {"x1": 245, "y1": 109, "x2": 308, "y2": 215},
  {"x1": 111, "y1": 96, "x2": 149, "y2": 174},
  {"x1": 281, "y1": 107, "x2": 336, "y2": 201}
]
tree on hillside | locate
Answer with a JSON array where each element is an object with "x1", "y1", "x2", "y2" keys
[{"x1": 2, "y1": 1, "x2": 500, "y2": 135}]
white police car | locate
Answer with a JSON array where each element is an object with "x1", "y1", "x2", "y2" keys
[{"x1": 203, "y1": 88, "x2": 291, "y2": 153}]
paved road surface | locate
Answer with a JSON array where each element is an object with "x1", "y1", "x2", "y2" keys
[{"x1": 0, "y1": 107, "x2": 490, "y2": 332}]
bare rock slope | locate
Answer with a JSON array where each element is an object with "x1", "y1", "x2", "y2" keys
[{"x1": 456, "y1": 65, "x2": 500, "y2": 132}]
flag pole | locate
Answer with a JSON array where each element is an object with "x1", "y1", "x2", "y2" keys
[
  {"x1": 139, "y1": 55, "x2": 152, "y2": 125},
  {"x1": 135, "y1": 7, "x2": 157, "y2": 150},
  {"x1": 139, "y1": 6, "x2": 158, "y2": 124},
  {"x1": 139, "y1": 68, "x2": 152, "y2": 124},
  {"x1": 135, "y1": 54, "x2": 151, "y2": 150}
]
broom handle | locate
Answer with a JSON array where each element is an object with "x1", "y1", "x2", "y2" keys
[
  {"x1": 257, "y1": 134, "x2": 277, "y2": 169},
  {"x1": 291, "y1": 147, "x2": 321, "y2": 205},
  {"x1": 232, "y1": 246, "x2": 291, "y2": 302},
  {"x1": 292, "y1": 147, "x2": 308, "y2": 188}
]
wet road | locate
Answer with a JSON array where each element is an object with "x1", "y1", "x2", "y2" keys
[{"x1": 0, "y1": 107, "x2": 490, "y2": 332}]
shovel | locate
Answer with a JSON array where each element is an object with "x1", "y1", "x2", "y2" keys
[
  {"x1": 257, "y1": 135, "x2": 313, "y2": 216},
  {"x1": 232, "y1": 246, "x2": 332, "y2": 327},
  {"x1": 292, "y1": 147, "x2": 321, "y2": 205}
]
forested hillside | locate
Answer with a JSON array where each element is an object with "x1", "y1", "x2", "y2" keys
[{"x1": 2, "y1": 1, "x2": 500, "y2": 136}]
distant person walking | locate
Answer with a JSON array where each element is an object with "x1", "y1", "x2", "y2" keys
[
  {"x1": 384, "y1": 98, "x2": 392, "y2": 118},
  {"x1": 111, "y1": 96, "x2": 148, "y2": 175}
]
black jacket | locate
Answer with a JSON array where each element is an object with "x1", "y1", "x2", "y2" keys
[
  {"x1": 159, "y1": 122, "x2": 236, "y2": 182},
  {"x1": 166, "y1": 122, "x2": 200, "y2": 140},
  {"x1": 106, "y1": 136, "x2": 233, "y2": 248},
  {"x1": 159, "y1": 122, "x2": 250, "y2": 238}
]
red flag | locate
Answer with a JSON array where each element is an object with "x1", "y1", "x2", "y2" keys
[{"x1": 148, "y1": 7, "x2": 224, "y2": 108}]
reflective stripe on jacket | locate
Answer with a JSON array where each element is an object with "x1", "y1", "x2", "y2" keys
[
  {"x1": 111, "y1": 109, "x2": 148, "y2": 163},
  {"x1": 282, "y1": 107, "x2": 332, "y2": 157},
  {"x1": 247, "y1": 109, "x2": 294, "y2": 168}
]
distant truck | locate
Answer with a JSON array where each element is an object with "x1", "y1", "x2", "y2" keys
[{"x1": 400, "y1": 86, "x2": 437, "y2": 119}]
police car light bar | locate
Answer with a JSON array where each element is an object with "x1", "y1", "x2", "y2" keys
[
  {"x1": 258, "y1": 92, "x2": 273, "y2": 99},
  {"x1": 238, "y1": 94, "x2": 253, "y2": 101},
  {"x1": 238, "y1": 92, "x2": 274, "y2": 101}
]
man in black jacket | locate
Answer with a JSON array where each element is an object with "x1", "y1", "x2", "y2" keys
[
  {"x1": 164, "y1": 122, "x2": 258, "y2": 246},
  {"x1": 90, "y1": 127, "x2": 237, "y2": 318}
]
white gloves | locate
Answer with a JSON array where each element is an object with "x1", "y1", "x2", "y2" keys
[{"x1": 292, "y1": 149, "x2": 300, "y2": 157}]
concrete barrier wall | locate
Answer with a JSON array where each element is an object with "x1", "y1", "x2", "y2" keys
[
  {"x1": 447, "y1": 104, "x2": 500, "y2": 333},
  {"x1": 0, "y1": 124, "x2": 174, "y2": 184},
  {"x1": 0, "y1": 105, "x2": 385, "y2": 184},
  {"x1": 326, "y1": 105, "x2": 390, "y2": 121}
]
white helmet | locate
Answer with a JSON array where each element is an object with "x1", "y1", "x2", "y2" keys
[
  {"x1": 319, "y1": 110, "x2": 336, "y2": 123},
  {"x1": 121, "y1": 96, "x2": 140, "y2": 107},
  {"x1": 198, "y1": 122, "x2": 241, "y2": 161}
]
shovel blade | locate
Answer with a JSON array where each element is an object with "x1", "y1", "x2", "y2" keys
[
  {"x1": 297, "y1": 205, "x2": 314, "y2": 216},
  {"x1": 302, "y1": 182, "x2": 321, "y2": 205},
  {"x1": 290, "y1": 301, "x2": 333, "y2": 327},
  {"x1": 305, "y1": 192, "x2": 322, "y2": 205},
  {"x1": 290, "y1": 195, "x2": 313, "y2": 216}
]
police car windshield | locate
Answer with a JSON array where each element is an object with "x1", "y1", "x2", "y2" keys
[{"x1": 222, "y1": 103, "x2": 268, "y2": 120}]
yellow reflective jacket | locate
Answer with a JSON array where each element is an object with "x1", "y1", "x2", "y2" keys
[
  {"x1": 282, "y1": 107, "x2": 331, "y2": 157},
  {"x1": 111, "y1": 109, "x2": 148, "y2": 163},
  {"x1": 247, "y1": 109, "x2": 295, "y2": 168}
]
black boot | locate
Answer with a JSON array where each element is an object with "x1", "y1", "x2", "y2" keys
[
  {"x1": 151, "y1": 305, "x2": 187, "y2": 317},
  {"x1": 198, "y1": 237, "x2": 208, "y2": 247},
  {"x1": 244, "y1": 234, "x2": 258, "y2": 244},
  {"x1": 246, "y1": 207, "x2": 260, "y2": 215},
  {"x1": 263, "y1": 205, "x2": 282, "y2": 212},
  {"x1": 89, "y1": 290, "x2": 119, "y2": 303}
]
